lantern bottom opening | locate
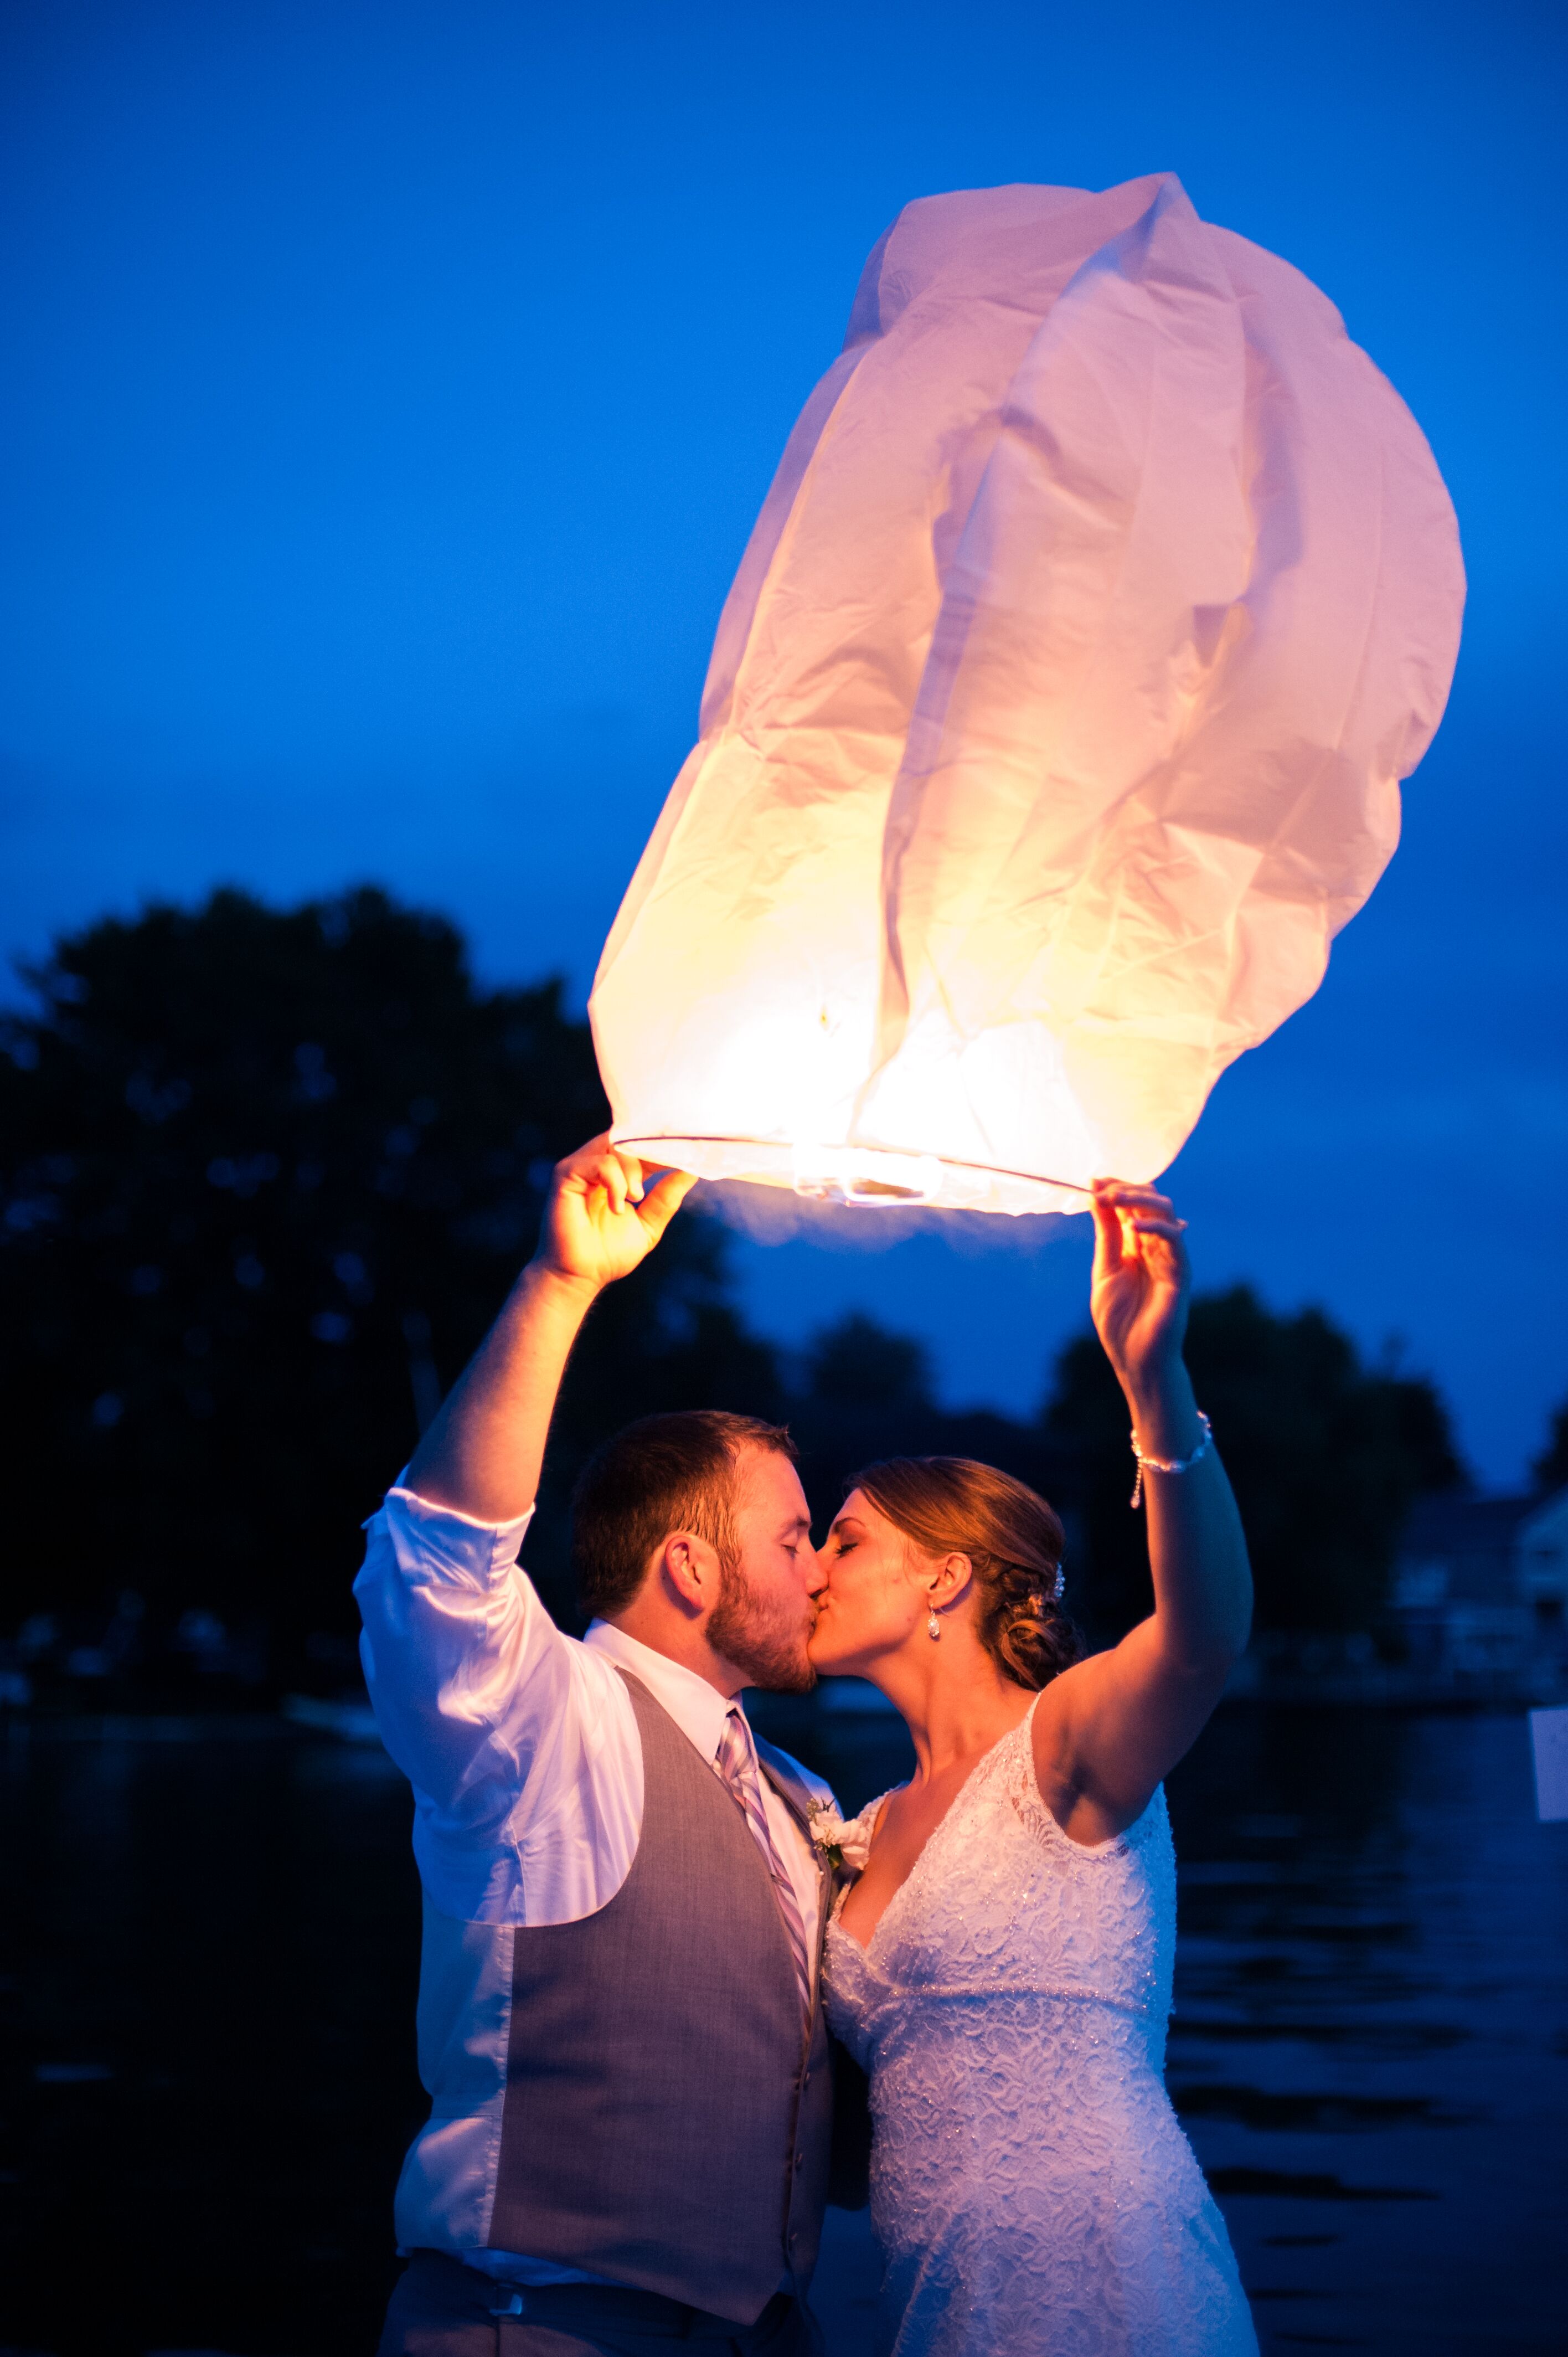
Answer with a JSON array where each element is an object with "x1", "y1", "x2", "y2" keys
[{"x1": 609, "y1": 1134, "x2": 1094, "y2": 1218}]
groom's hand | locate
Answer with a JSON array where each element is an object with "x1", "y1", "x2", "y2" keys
[
  {"x1": 405, "y1": 1140, "x2": 693, "y2": 1521},
  {"x1": 534, "y1": 1135, "x2": 695, "y2": 1294}
]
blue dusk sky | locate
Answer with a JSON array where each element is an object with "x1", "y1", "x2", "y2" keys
[{"x1": 3, "y1": 0, "x2": 1565, "y2": 1485}]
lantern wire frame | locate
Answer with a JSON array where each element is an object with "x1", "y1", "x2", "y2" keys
[{"x1": 611, "y1": 1134, "x2": 1095, "y2": 1213}]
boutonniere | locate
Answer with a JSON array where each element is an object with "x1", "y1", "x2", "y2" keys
[{"x1": 807, "y1": 1802, "x2": 874, "y2": 1876}]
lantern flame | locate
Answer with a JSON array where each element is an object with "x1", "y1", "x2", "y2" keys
[{"x1": 791, "y1": 1146, "x2": 944, "y2": 1206}]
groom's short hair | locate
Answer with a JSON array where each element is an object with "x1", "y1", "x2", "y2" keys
[{"x1": 571, "y1": 1411, "x2": 798, "y2": 1617}]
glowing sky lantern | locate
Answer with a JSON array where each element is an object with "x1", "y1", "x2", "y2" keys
[{"x1": 590, "y1": 176, "x2": 1464, "y2": 1212}]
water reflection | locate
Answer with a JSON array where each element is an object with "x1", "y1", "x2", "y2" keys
[
  {"x1": 3, "y1": 1704, "x2": 1565, "y2": 2355},
  {"x1": 1167, "y1": 1708, "x2": 1566, "y2": 2350}
]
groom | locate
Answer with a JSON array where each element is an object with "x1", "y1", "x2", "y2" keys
[{"x1": 356, "y1": 1135, "x2": 858, "y2": 2356}]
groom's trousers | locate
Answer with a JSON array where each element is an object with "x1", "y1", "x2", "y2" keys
[{"x1": 378, "y1": 2252, "x2": 819, "y2": 2357}]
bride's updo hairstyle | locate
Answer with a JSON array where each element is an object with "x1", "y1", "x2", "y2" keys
[{"x1": 850, "y1": 1457, "x2": 1084, "y2": 1692}]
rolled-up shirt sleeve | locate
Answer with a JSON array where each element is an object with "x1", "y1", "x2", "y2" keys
[{"x1": 354, "y1": 1478, "x2": 640, "y2": 1924}]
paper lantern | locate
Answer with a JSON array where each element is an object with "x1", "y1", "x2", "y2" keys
[{"x1": 590, "y1": 175, "x2": 1463, "y2": 1212}]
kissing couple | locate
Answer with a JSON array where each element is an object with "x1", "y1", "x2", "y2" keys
[{"x1": 358, "y1": 1136, "x2": 1258, "y2": 2356}]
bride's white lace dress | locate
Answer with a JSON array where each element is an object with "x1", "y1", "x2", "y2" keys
[{"x1": 822, "y1": 1701, "x2": 1256, "y2": 2356}]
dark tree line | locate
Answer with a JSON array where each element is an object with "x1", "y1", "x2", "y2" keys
[
  {"x1": 0, "y1": 887, "x2": 771, "y2": 1676},
  {"x1": 1044, "y1": 1291, "x2": 1463, "y2": 1640},
  {"x1": 1, "y1": 887, "x2": 1477, "y2": 1696},
  {"x1": 1534, "y1": 1402, "x2": 1568, "y2": 1494}
]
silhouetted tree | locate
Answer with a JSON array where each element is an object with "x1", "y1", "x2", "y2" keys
[
  {"x1": 1041, "y1": 1285, "x2": 1465, "y2": 1640},
  {"x1": 0, "y1": 888, "x2": 776, "y2": 1673},
  {"x1": 1532, "y1": 1397, "x2": 1568, "y2": 1494},
  {"x1": 804, "y1": 1313, "x2": 933, "y2": 1410},
  {"x1": 787, "y1": 1310, "x2": 1077, "y2": 1552}
]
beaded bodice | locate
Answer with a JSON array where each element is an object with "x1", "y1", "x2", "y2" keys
[{"x1": 824, "y1": 1700, "x2": 1173, "y2": 2056}]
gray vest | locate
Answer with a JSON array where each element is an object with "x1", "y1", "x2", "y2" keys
[{"x1": 487, "y1": 1671, "x2": 835, "y2": 2324}]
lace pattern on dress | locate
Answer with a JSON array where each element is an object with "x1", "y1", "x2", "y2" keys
[{"x1": 822, "y1": 1703, "x2": 1256, "y2": 2356}]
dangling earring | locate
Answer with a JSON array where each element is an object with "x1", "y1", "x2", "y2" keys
[{"x1": 927, "y1": 1607, "x2": 941, "y2": 1641}]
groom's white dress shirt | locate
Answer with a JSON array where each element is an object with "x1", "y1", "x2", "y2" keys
[
  {"x1": 354, "y1": 1476, "x2": 829, "y2": 2290},
  {"x1": 356, "y1": 1478, "x2": 823, "y2": 1944}
]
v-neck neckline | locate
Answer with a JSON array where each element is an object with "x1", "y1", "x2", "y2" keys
[{"x1": 832, "y1": 1698, "x2": 1039, "y2": 1959}]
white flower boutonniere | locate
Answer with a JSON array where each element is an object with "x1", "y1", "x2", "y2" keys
[{"x1": 807, "y1": 1802, "x2": 874, "y2": 1877}]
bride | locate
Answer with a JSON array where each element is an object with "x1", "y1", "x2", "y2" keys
[{"x1": 809, "y1": 1180, "x2": 1258, "y2": 2357}]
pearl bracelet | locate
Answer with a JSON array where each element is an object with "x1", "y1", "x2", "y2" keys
[{"x1": 1129, "y1": 1410, "x2": 1213, "y2": 1509}]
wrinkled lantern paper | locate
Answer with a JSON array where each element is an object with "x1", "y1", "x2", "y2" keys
[{"x1": 591, "y1": 176, "x2": 1464, "y2": 1212}]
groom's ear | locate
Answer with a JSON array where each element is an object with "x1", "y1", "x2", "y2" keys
[{"x1": 658, "y1": 1529, "x2": 724, "y2": 1616}]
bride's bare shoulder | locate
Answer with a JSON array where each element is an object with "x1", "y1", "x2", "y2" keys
[{"x1": 1026, "y1": 1654, "x2": 1141, "y2": 1847}]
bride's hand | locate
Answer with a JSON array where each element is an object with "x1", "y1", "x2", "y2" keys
[{"x1": 1088, "y1": 1180, "x2": 1193, "y2": 1421}]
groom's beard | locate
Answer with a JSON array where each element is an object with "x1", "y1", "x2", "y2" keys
[{"x1": 709, "y1": 1556, "x2": 817, "y2": 1695}]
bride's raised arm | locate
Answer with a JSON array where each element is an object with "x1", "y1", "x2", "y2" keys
[{"x1": 1032, "y1": 1181, "x2": 1253, "y2": 1847}]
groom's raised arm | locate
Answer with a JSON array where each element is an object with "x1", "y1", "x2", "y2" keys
[
  {"x1": 407, "y1": 1137, "x2": 694, "y2": 1522},
  {"x1": 352, "y1": 1138, "x2": 693, "y2": 1897}
]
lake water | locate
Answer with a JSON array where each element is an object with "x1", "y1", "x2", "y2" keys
[{"x1": 2, "y1": 1702, "x2": 1565, "y2": 2355}]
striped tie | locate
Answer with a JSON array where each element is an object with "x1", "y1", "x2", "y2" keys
[{"x1": 715, "y1": 1706, "x2": 813, "y2": 2013}]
